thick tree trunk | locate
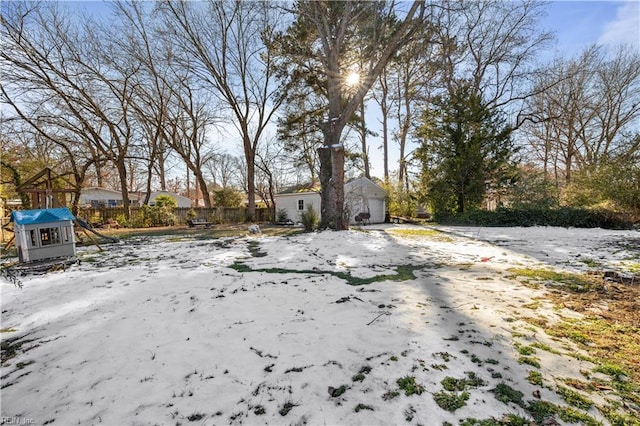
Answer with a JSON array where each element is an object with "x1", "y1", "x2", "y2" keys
[
  {"x1": 318, "y1": 144, "x2": 346, "y2": 230},
  {"x1": 245, "y1": 141, "x2": 256, "y2": 222},
  {"x1": 457, "y1": 191, "x2": 465, "y2": 214},
  {"x1": 195, "y1": 171, "x2": 212, "y2": 208},
  {"x1": 115, "y1": 160, "x2": 131, "y2": 219}
]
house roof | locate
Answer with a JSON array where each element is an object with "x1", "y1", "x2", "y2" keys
[
  {"x1": 11, "y1": 207, "x2": 76, "y2": 225},
  {"x1": 277, "y1": 182, "x2": 321, "y2": 195},
  {"x1": 82, "y1": 187, "x2": 121, "y2": 195},
  {"x1": 345, "y1": 176, "x2": 387, "y2": 198}
]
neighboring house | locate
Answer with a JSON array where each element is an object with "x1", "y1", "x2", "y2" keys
[
  {"x1": 274, "y1": 183, "x2": 321, "y2": 223},
  {"x1": 148, "y1": 191, "x2": 191, "y2": 208},
  {"x1": 11, "y1": 207, "x2": 76, "y2": 263},
  {"x1": 80, "y1": 187, "x2": 128, "y2": 208},
  {"x1": 79, "y1": 188, "x2": 191, "y2": 208},
  {"x1": 274, "y1": 177, "x2": 387, "y2": 225},
  {"x1": 344, "y1": 176, "x2": 387, "y2": 224}
]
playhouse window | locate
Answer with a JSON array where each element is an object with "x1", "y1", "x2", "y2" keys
[
  {"x1": 29, "y1": 230, "x2": 37, "y2": 247},
  {"x1": 40, "y1": 227, "x2": 61, "y2": 246},
  {"x1": 297, "y1": 199, "x2": 304, "y2": 211}
]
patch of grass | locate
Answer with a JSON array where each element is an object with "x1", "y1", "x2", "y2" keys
[
  {"x1": 396, "y1": 376, "x2": 425, "y2": 396},
  {"x1": 187, "y1": 413, "x2": 205, "y2": 422},
  {"x1": 247, "y1": 240, "x2": 267, "y2": 257},
  {"x1": 562, "y1": 378, "x2": 596, "y2": 392},
  {"x1": 434, "y1": 351, "x2": 455, "y2": 362},
  {"x1": 0, "y1": 334, "x2": 37, "y2": 365},
  {"x1": 253, "y1": 405, "x2": 266, "y2": 415},
  {"x1": 517, "y1": 345, "x2": 536, "y2": 356},
  {"x1": 15, "y1": 360, "x2": 35, "y2": 370},
  {"x1": 556, "y1": 386, "x2": 593, "y2": 410},
  {"x1": 527, "y1": 370, "x2": 544, "y2": 386},
  {"x1": 530, "y1": 342, "x2": 560, "y2": 354},
  {"x1": 579, "y1": 258, "x2": 601, "y2": 268},
  {"x1": 433, "y1": 390, "x2": 470, "y2": 412},
  {"x1": 381, "y1": 390, "x2": 399, "y2": 400},
  {"x1": 598, "y1": 403, "x2": 640, "y2": 426},
  {"x1": 354, "y1": 403, "x2": 374, "y2": 413},
  {"x1": 544, "y1": 317, "x2": 640, "y2": 388},
  {"x1": 386, "y1": 228, "x2": 453, "y2": 242},
  {"x1": 518, "y1": 356, "x2": 541, "y2": 368},
  {"x1": 522, "y1": 301, "x2": 542, "y2": 310},
  {"x1": 556, "y1": 406, "x2": 600, "y2": 426},
  {"x1": 485, "y1": 358, "x2": 499, "y2": 365},
  {"x1": 328, "y1": 385, "x2": 347, "y2": 398},
  {"x1": 0, "y1": 328, "x2": 17, "y2": 333},
  {"x1": 526, "y1": 400, "x2": 557, "y2": 424},
  {"x1": 459, "y1": 415, "x2": 530, "y2": 426},
  {"x1": 441, "y1": 372, "x2": 486, "y2": 392},
  {"x1": 593, "y1": 363, "x2": 628, "y2": 381},
  {"x1": 228, "y1": 262, "x2": 421, "y2": 286},
  {"x1": 390, "y1": 355, "x2": 398, "y2": 362},
  {"x1": 491, "y1": 383, "x2": 524, "y2": 407},
  {"x1": 508, "y1": 267, "x2": 602, "y2": 293},
  {"x1": 106, "y1": 225, "x2": 301, "y2": 240},
  {"x1": 352, "y1": 373, "x2": 365, "y2": 382},
  {"x1": 278, "y1": 401, "x2": 298, "y2": 416},
  {"x1": 431, "y1": 364, "x2": 448, "y2": 371},
  {"x1": 404, "y1": 405, "x2": 416, "y2": 421},
  {"x1": 352, "y1": 365, "x2": 372, "y2": 382}
]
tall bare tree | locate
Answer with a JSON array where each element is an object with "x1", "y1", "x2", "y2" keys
[
  {"x1": 1, "y1": 2, "x2": 138, "y2": 215},
  {"x1": 159, "y1": 0, "x2": 286, "y2": 220},
  {"x1": 523, "y1": 45, "x2": 640, "y2": 188},
  {"x1": 111, "y1": 1, "x2": 175, "y2": 202},
  {"x1": 437, "y1": 0, "x2": 553, "y2": 110}
]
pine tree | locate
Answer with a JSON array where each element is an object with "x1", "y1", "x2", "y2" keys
[{"x1": 416, "y1": 84, "x2": 518, "y2": 215}]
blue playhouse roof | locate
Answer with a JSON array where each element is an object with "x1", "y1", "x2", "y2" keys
[{"x1": 11, "y1": 208, "x2": 76, "y2": 225}]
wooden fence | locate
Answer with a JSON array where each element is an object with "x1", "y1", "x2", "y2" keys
[{"x1": 78, "y1": 206, "x2": 274, "y2": 226}]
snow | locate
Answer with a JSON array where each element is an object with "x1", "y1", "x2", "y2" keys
[{"x1": 1, "y1": 225, "x2": 638, "y2": 425}]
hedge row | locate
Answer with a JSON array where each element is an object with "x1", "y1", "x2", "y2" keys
[{"x1": 434, "y1": 207, "x2": 635, "y2": 230}]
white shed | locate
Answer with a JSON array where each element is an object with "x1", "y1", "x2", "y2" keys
[
  {"x1": 274, "y1": 178, "x2": 387, "y2": 225},
  {"x1": 344, "y1": 177, "x2": 387, "y2": 224},
  {"x1": 274, "y1": 184, "x2": 321, "y2": 224},
  {"x1": 11, "y1": 208, "x2": 76, "y2": 263}
]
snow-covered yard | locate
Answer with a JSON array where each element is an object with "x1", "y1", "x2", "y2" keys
[{"x1": 1, "y1": 224, "x2": 638, "y2": 425}]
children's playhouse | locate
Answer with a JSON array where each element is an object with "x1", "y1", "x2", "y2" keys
[{"x1": 10, "y1": 208, "x2": 77, "y2": 263}]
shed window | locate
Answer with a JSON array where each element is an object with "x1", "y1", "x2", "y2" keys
[
  {"x1": 40, "y1": 227, "x2": 61, "y2": 246},
  {"x1": 297, "y1": 199, "x2": 304, "y2": 211},
  {"x1": 29, "y1": 229, "x2": 38, "y2": 247}
]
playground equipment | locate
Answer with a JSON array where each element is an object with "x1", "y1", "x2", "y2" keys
[{"x1": 3, "y1": 208, "x2": 119, "y2": 267}]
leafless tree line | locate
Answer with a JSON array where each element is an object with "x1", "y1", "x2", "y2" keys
[{"x1": 2, "y1": 0, "x2": 638, "y2": 223}]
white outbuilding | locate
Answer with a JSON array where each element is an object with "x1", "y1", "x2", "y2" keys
[
  {"x1": 274, "y1": 183, "x2": 321, "y2": 224},
  {"x1": 344, "y1": 177, "x2": 387, "y2": 225},
  {"x1": 274, "y1": 177, "x2": 387, "y2": 225}
]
